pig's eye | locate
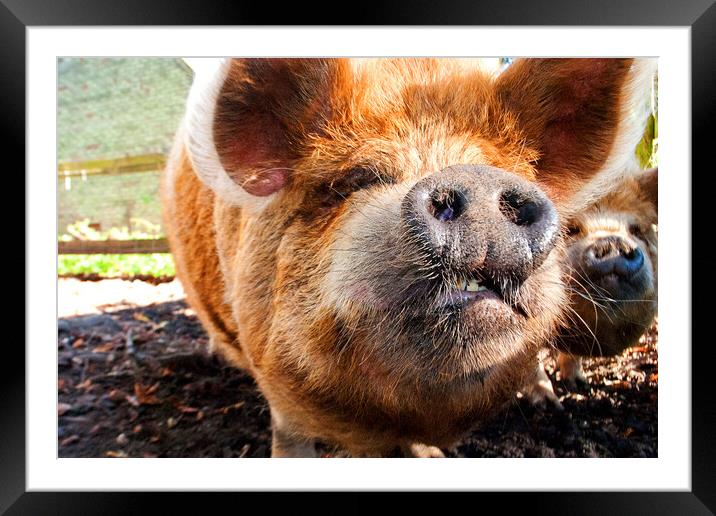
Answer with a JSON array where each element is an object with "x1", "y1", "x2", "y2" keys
[
  {"x1": 321, "y1": 167, "x2": 390, "y2": 205},
  {"x1": 565, "y1": 224, "x2": 581, "y2": 237},
  {"x1": 629, "y1": 224, "x2": 644, "y2": 238}
]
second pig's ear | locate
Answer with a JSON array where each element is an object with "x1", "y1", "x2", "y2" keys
[{"x1": 637, "y1": 167, "x2": 658, "y2": 210}]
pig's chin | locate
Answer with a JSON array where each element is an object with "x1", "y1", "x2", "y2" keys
[{"x1": 343, "y1": 276, "x2": 549, "y2": 384}]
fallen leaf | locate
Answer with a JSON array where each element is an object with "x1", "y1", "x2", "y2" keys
[
  {"x1": 105, "y1": 450, "x2": 128, "y2": 458},
  {"x1": 75, "y1": 379, "x2": 92, "y2": 390},
  {"x1": 58, "y1": 402, "x2": 72, "y2": 416},
  {"x1": 93, "y1": 342, "x2": 116, "y2": 353},
  {"x1": 116, "y1": 433, "x2": 129, "y2": 446},
  {"x1": 108, "y1": 389, "x2": 129, "y2": 402},
  {"x1": 133, "y1": 312, "x2": 151, "y2": 323},
  {"x1": 71, "y1": 338, "x2": 85, "y2": 349},
  {"x1": 218, "y1": 401, "x2": 245, "y2": 415},
  {"x1": 174, "y1": 402, "x2": 199, "y2": 414},
  {"x1": 60, "y1": 435, "x2": 80, "y2": 446},
  {"x1": 125, "y1": 395, "x2": 140, "y2": 407},
  {"x1": 89, "y1": 423, "x2": 106, "y2": 435},
  {"x1": 134, "y1": 383, "x2": 160, "y2": 405}
]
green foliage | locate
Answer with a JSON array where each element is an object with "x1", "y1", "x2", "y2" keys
[
  {"x1": 58, "y1": 219, "x2": 173, "y2": 278},
  {"x1": 636, "y1": 112, "x2": 658, "y2": 168},
  {"x1": 58, "y1": 253, "x2": 175, "y2": 278},
  {"x1": 635, "y1": 73, "x2": 658, "y2": 168}
]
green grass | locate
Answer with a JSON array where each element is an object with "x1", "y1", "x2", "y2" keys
[{"x1": 58, "y1": 253, "x2": 175, "y2": 278}]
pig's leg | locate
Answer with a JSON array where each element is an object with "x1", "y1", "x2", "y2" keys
[
  {"x1": 207, "y1": 334, "x2": 251, "y2": 370},
  {"x1": 270, "y1": 409, "x2": 317, "y2": 458},
  {"x1": 557, "y1": 353, "x2": 587, "y2": 390},
  {"x1": 521, "y1": 357, "x2": 563, "y2": 410},
  {"x1": 401, "y1": 443, "x2": 445, "y2": 458}
]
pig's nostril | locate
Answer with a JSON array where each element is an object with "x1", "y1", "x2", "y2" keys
[
  {"x1": 623, "y1": 248, "x2": 637, "y2": 260},
  {"x1": 429, "y1": 188, "x2": 467, "y2": 222},
  {"x1": 499, "y1": 190, "x2": 540, "y2": 226}
]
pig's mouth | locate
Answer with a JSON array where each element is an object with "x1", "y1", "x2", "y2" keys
[{"x1": 433, "y1": 271, "x2": 526, "y2": 315}]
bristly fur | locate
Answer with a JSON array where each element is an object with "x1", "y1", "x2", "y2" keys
[{"x1": 162, "y1": 58, "x2": 655, "y2": 456}]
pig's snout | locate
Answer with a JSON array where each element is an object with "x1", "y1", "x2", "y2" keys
[
  {"x1": 583, "y1": 236, "x2": 645, "y2": 279},
  {"x1": 401, "y1": 164, "x2": 559, "y2": 285}
]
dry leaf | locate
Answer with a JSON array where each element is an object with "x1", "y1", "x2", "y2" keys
[
  {"x1": 174, "y1": 403, "x2": 199, "y2": 414},
  {"x1": 60, "y1": 434, "x2": 80, "y2": 446},
  {"x1": 219, "y1": 401, "x2": 245, "y2": 415},
  {"x1": 133, "y1": 383, "x2": 160, "y2": 405},
  {"x1": 105, "y1": 450, "x2": 128, "y2": 458},
  {"x1": 133, "y1": 312, "x2": 151, "y2": 322},
  {"x1": 75, "y1": 379, "x2": 92, "y2": 390},
  {"x1": 92, "y1": 342, "x2": 116, "y2": 353}
]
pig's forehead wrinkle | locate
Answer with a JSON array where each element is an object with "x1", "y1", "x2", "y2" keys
[{"x1": 298, "y1": 132, "x2": 519, "y2": 186}]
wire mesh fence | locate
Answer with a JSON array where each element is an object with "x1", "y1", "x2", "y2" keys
[{"x1": 57, "y1": 57, "x2": 193, "y2": 256}]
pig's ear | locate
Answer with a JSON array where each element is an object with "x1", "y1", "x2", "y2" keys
[
  {"x1": 183, "y1": 58, "x2": 339, "y2": 204},
  {"x1": 496, "y1": 58, "x2": 656, "y2": 212},
  {"x1": 637, "y1": 167, "x2": 658, "y2": 209}
]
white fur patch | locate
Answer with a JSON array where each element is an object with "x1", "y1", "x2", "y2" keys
[{"x1": 183, "y1": 58, "x2": 276, "y2": 211}]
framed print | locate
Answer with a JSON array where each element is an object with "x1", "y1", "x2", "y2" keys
[{"x1": 7, "y1": 0, "x2": 714, "y2": 513}]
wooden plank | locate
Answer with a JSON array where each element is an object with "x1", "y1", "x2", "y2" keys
[
  {"x1": 58, "y1": 153, "x2": 167, "y2": 178},
  {"x1": 58, "y1": 238, "x2": 170, "y2": 255}
]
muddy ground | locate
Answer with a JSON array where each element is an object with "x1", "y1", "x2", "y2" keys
[{"x1": 57, "y1": 278, "x2": 657, "y2": 458}]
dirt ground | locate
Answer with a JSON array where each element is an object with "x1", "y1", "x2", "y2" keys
[{"x1": 57, "y1": 277, "x2": 658, "y2": 458}]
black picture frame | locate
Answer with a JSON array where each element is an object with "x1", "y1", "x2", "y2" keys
[{"x1": 7, "y1": 0, "x2": 713, "y2": 513}]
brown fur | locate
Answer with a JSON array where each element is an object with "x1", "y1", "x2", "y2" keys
[{"x1": 162, "y1": 58, "x2": 654, "y2": 456}]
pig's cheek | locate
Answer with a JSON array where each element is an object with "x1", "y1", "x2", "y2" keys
[{"x1": 339, "y1": 280, "x2": 392, "y2": 311}]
